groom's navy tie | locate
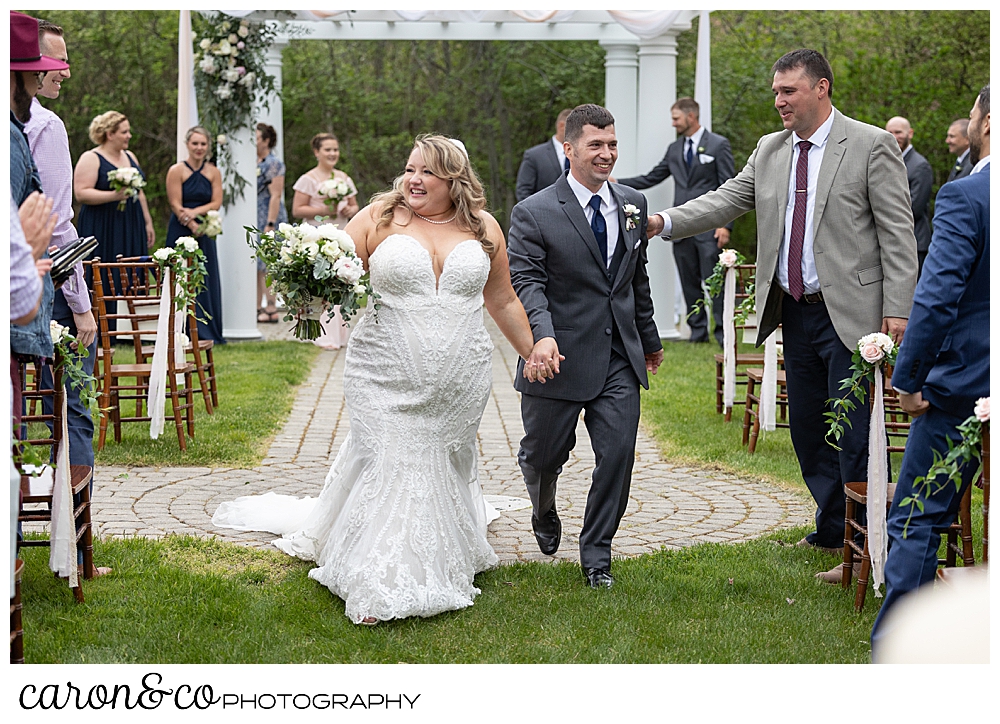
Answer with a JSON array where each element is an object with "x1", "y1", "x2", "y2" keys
[{"x1": 589, "y1": 194, "x2": 607, "y2": 267}]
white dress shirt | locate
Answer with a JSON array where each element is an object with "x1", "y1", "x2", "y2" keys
[
  {"x1": 971, "y1": 155, "x2": 991, "y2": 174},
  {"x1": 551, "y1": 136, "x2": 568, "y2": 172},
  {"x1": 567, "y1": 172, "x2": 619, "y2": 267},
  {"x1": 684, "y1": 126, "x2": 706, "y2": 163},
  {"x1": 776, "y1": 107, "x2": 835, "y2": 295}
]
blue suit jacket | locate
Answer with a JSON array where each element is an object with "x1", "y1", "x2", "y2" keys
[{"x1": 892, "y1": 164, "x2": 990, "y2": 416}]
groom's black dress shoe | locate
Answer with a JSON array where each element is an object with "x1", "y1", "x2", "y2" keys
[
  {"x1": 531, "y1": 507, "x2": 561, "y2": 555},
  {"x1": 584, "y1": 568, "x2": 614, "y2": 589}
]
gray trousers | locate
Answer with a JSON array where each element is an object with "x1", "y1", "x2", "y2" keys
[
  {"x1": 674, "y1": 232, "x2": 724, "y2": 345},
  {"x1": 517, "y1": 351, "x2": 640, "y2": 570}
]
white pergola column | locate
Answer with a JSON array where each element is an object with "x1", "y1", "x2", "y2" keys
[
  {"x1": 599, "y1": 41, "x2": 638, "y2": 177},
  {"x1": 637, "y1": 33, "x2": 683, "y2": 340},
  {"x1": 219, "y1": 126, "x2": 262, "y2": 340},
  {"x1": 260, "y1": 39, "x2": 287, "y2": 162}
]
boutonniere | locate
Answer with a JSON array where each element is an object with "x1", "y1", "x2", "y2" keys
[
  {"x1": 623, "y1": 203, "x2": 642, "y2": 231},
  {"x1": 955, "y1": 162, "x2": 962, "y2": 171},
  {"x1": 698, "y1": 146, "x2": 706, "y2": 154}
]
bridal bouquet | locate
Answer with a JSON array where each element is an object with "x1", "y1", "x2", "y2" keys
[
  {"x1": 245, "y1": 221, "x2": 375, "y2": 340},
  {"x1": 316, "y1": 176, "x2": 353, "y2": 216},
  {"x1": 152, "y1": 238, "x2": 209, "y2": 319},
  {"x1": 107, "y1": 167, "x2": 146, "y2": 211},
  {"x1": 194, "y1": 209, "x2": 223, "y2": 239}
]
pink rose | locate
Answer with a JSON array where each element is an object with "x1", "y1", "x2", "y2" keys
[
  {"x1": 975, "y1": 397, "x2": 990, "y2": 423},
  {"x1": 237, "y1": 41, "x2": 245, "y2": 49},
  {"x1": 718, "y1": 249, "x2": 738, "y2": 267},
  {"x1": 860, "y1": 342, "x2": 883, "y2": 364}
]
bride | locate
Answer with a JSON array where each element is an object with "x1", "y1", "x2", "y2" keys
[{"x1": 214, "y1": 135, "x2": 554, "y2": 624}]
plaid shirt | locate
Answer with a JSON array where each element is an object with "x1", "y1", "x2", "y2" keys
[
  {"x1": 24, "y1": 98, "x2": 90, "y2": 314},
  {"x1": 9, "y1": 190, "x2": 42, "y2": 322}
]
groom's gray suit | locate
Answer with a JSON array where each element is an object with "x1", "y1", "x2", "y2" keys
[{"x1": 507, "y1": 173, "x2": 662, "y2": 571}]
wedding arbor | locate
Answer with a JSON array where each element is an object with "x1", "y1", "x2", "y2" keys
[{"x1": 183, "y1": 10, "x2": 714, "y2": 340}]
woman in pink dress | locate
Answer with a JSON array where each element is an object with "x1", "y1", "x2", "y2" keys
[{"x1": 292, "y1": 132, "x2": 360, "y2": 349}]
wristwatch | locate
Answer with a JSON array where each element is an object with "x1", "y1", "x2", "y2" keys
[{"x1": 266, "y1": 220, "x2": 276, "y2": 228}]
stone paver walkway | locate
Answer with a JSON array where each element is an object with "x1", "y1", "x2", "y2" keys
[{"x1": 90, "y1": 319, "x2": 812, "y2": 563}]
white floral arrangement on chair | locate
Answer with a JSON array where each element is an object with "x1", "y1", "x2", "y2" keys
[
  {"x1": 194, "y1": 209, "x2": 223, "y2": 239},
  {"x1": 316, "y1": 176, "x2": 353, "y2": 217},
  {"x1": 49, "y1": 320, "x2": 99, "y2": 415},
  {"x1": 824, "y1": 332, "x2": 897, "y2": 450},
  {"x1": 152, "y1": 238, "x2": 209, "y2": 320},
  {"x1": 899, "y1": 397, "x2": 989, "y2": 537},
  {"x1": 245, "y1": 221, "x2": 376, "y2": 341},
  {"x1": 690, "y1": 248, "x2": 745, "y2": 319},
  {"x1": 107, "y1": 166, "x2": 145, "y2": 211}
]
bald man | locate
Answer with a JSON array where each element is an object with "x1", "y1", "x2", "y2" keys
[
  {"x1": 945, "y1": 118, "x2": 972, "y2": 183},
  {"x1": 886, "y1": 116, "x2": 934, "y2": 274}
]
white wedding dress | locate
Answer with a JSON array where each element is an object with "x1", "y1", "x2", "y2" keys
[{"x1": 213, "y1": 234, "x2": 500, "y2": 623}]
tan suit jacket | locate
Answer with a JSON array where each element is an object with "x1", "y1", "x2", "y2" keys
[{"x1": 667, "y1": 108, "x2": 918, "y2": 349}]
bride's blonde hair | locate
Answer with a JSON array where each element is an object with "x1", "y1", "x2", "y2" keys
[{"x1": 372, "y1": 134, "x2": 493, "y2": 255}]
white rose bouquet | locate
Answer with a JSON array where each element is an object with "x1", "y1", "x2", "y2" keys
[
  {"x1": 825, "y1": 332, "x2": 897, "y2": 450},
  {"x1": 107, "y1": 166, "x2": 145, "y2": 211},
  {"x1": 316, "y1": 176, "x2": 353, "y2": 216},
  {"x1": 245, "y1": 221, "x2": 376, "y2": 340},
  {"x1": 194, "y1": 209, "x2": 223, "y2": 239}
]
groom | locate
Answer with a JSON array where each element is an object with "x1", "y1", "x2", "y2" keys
[{"x1": 507, "y1": 104, "x2": 664, "y2": 588}]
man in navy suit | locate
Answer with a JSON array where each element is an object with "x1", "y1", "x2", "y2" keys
[
  {"x1": 871, "y1": 84, "x2": 990, "y2": 651},
  {"x1": 618, "y1": 98, "x2": 735, "y2": 345},
  {"x1": 515, "y1": 108, "x2": 572, "y2": 203}
]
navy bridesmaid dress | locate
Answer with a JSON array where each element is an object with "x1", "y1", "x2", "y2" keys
[
  {"x1": 165, "y1": 161, "x2": 225, "y2": 343},
  {"x1": 79, "y1": 152, "x2": 148, "y2": 264}
]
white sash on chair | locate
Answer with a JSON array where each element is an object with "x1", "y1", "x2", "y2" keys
[
  {"x1": 49, "y1": 388, "x2": 77, "y2": 588},
  {"x1": 868, "y1": 370, "x2": 889, "y2": 595},
  {"x1": 146, "y1": 268, "x2": 186, "y2": 439},
  {"x1": 722, "y1": 268, "x2": 737, "y2": 408},
  {"x1": 760, "y1": 331, "x2": 779, "y2": 432}
]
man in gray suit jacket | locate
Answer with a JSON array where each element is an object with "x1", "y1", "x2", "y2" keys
[
  {"x1": 508, "y1": 104, "x2": 664, "y2": 589},
  {"x1": 515, "y1": 108, "x2": 572, "y2": 203},
  {"x1": 945, "y1": 118, "x2": 972, "y2": 183},
  {"x1": 887, "y1": 116, "x2": 934, "y2": 274},
  {"x1": 648, "y1": 50, "x2": 918, "y2": 579},
  {"x1": 618, "y1": 97, "x2": 736, "y2": 345}
]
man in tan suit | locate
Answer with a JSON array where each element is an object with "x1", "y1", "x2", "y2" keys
[{"x1": 648, "y1": 49, "x2": 917, "y2": 579}]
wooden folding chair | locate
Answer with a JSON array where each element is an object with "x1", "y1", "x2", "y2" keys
[
  {"x1": 714, "y1": 263, "x2": 765, "y2": 421},
  {"x1": 15, "y1": 354, "x2": 94, "y2": 604},
  {"x1": 91, "y1": 257, "x2": 196, "y2": 451},
  {"x1": 120, "y1": 256, "x2": 219, "y2": 415},
  {"x1": 10, "y1": 559, "x2": 24, "y2": 663},
  {"x1": 742, "y1": 366, "x2": 788, "y2": 453}
]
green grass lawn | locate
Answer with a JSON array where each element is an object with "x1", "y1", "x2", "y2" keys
[{"x1": 92, "y1": 341, "x2": 318, "y2": 468}]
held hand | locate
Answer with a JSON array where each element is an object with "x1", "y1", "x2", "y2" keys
[
  {"x1": 146, "y1": 221, "x2": 156, "y2": 249},
  {"x1": 898, "y1": 390, "x2": 929, "y2": 417},
  {"x1": 72, "y1": 310, "x2": 98, "y2": 350},
  {"x1": 645, "y1": 349, "x2": 664, "y2": 375},
  {"x1": 881, "y1": 316, "x2": 907, "y2": 347},
  {"x1": 187, "y1": 219, "x2": 201, "y2": 234},
  {"x1": 714, "y1": 227, "x2": 731, "y2": 248},
  {"x1": 18, "y1": 192, "x2": 57, "y2": 260},
  {"x1": 523, "y1": 337, "x2": 564, "y2": 384},
  {"x1": 35, "y1": 258, "x2": 53, "y2": 278},
  {"x1": 646, "y1": 214, "x2": 665, "y2": 239},
  {"x1": 111, "y1": 188, "x2": 129, "y2": 202}
]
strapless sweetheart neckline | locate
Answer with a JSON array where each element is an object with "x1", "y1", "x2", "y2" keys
[{"x1": 372, "y1": 234, "x2": 483, "y2": 292}]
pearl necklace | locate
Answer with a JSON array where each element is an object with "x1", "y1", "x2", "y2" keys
[{"x1": 412, "y1": 209, "x2": 458, "y2": 225}]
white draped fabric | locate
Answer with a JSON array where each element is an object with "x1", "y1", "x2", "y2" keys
[
  {"x1": 760, "y1": 331, "x2": 779, "y2": 432},
  {"x1": 177, "y1": 10, "x2": 199, "y2": 163},
  {"x1": 722, "y1": 268, "x2": 736, "y2": 408},
  {"x1": 49, "y1": 393, "x2": 77, "y2": 587},
  {"x1": 868, "y1": 371, "x2": 889, "y2": 595},
  {"x1": 146, "y1": 268, "x2": 186, "y2": 439}
]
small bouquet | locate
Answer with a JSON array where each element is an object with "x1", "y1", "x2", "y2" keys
[
  {"x1": 195, "y1": 209, "x2": 223, "y2": 239},
  {"x1": 152, "y1": 238, "x2": 209, "y2": 319},
  {"x1": 824, "y1": 332, "x2": 897, "y2": 450},
  {"x1": 690, "y1": 248, "x2": 745, "y2": 319},
  {"x1": 107, "y1": 166, "x2": 145, "y2": 211},
  {"x1": 50, "y1": 320, "x2": 99, "y2": 415},
  {"x1": 316, "y1": 176, "x2": 353, "y2": 216},
  {"x1": 245, "y1": 221, "x2": 376, "y2": 340}
]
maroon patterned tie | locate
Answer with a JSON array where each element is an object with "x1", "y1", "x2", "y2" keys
[{"x1": 787, "y1": 140, "x2": 812, "y2": 301}]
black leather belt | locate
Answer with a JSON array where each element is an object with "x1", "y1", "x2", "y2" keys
[{"x1": 801, "y1": 291, "x2": 824, "y2": 304}]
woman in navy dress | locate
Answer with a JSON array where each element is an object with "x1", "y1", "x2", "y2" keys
[
  {"x1": 165, "y1": 126, "x2": 225, "y2": 342},
  {"x1": 74, "y1": 110, "x2": 155, "y2": 265}
]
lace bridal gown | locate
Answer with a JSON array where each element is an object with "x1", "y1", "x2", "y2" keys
[{"x1": 213, "y1": 234, "x2": 501, "y2": 623}]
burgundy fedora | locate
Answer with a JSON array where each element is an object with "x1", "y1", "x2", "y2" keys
[{"x1": 11, "y1": 11, "x2": 69, "y2": 72}]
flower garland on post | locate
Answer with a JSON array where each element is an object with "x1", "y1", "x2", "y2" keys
[
  {"x1": 899, "y1": 397, "x2": 989, "y2": 537},
  {"x1": 825, "y1": 331, "x2": 897, "y2": 595},
  {"x1": 245, "y1": 221, "x2": 377, "y2": 340},
  {"x1": 192, "y1": 12, "x2": 277, "y2": 203}
]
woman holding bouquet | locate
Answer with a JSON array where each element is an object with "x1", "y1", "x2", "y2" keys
[
  {"x1": 164, "y1": 126, "x2": 225, "y2": 342},
  {"x1": 74, "y1": 110, "x2": 155, "y2": 267},
  {"x1": 215, "y1": 135, "x2": 544, "y2": 625},
  {"x1": 291, "y1": 132, "x2": 359, "y2": 349}
]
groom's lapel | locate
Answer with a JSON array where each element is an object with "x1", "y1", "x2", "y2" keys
[
  {"x1": 609, "y1": 184, "x2": 633, "y2": 289},
  {"x1": 556, "y1": 177, "x2": 606, "y2": 271}
]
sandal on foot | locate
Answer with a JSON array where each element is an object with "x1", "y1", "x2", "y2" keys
[
  {"x1": 358, "y1": 616, "x2": 379, "y2": 626},
  {"x1": 257, "y1": 308, "x2": 270, "y2": 323}
]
